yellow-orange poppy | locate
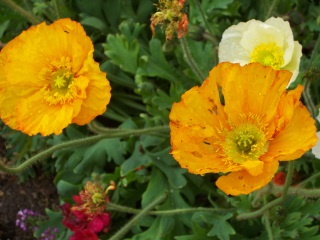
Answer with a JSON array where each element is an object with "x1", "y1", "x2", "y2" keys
[
  {"x1": 169, "y1": 62, "x2": 317, "y2": 196},
  {"x1": 0, "y1": 18, "x2": 111, "y2": 136}
]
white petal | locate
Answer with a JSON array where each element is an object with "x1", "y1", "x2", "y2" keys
[
  {"x1": 240, "y1": 21, "x2": 284, "y2": 52},
  {"x1": 265, "y1": 17, "x2": 294, "y2": 66},
  {"x1": 283, "y1": 41, "x2": 302, "y2": 86},
  {"x1": 218, "y1": 21, "x2": 252, "y2": 64},
  {"x1": 312, "y1": 132, "x2": 320, "y2": 159}
]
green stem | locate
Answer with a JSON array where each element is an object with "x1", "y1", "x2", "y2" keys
[
  {"x1": 107, "y1": 202, "x2": 232, "y2": 215},
  {"x1": 297, "y1": 171, "x2": 320, "y2": 187},
  {"x1": 262, "y1": 197, "x2": 273, "y2": 240},
  {"x1": 87, "y1": 121, "x2": 128, "y2": 134},
  {"x1": 109, "y1": 193, "x2": 167, "y2": 240},
  {"x1": 272, "y1": 184, "x2": 320, "y2": 198},
  {"x1": 52, "y1": 0, "x2": 61, "y2": 19},
  {"x1": 263, "y1": 213, "x2": 273, "y2": 240},
  {"x1": 193, "y1": 0, "x2": 215, "y2": 38},
  {"x1": 302, "y1": 78, "x2": 317, "y2": 118},
  {"x1": 237, "y1": 161, "x2": 294, "y2": 220},
  {"x1": 0, "y1": 126, "x2": 169, "y2": 174},
  {"x1": 104, "y1": 110, "x2": 128, "y2": 122},
  {"x1": 309, "y1": 34, "x2": 320, "y2": 67},
  {"x1": 180, "y1": 37, "x2": 206, "y2": 83},
  {"x1": 115, "y1": 97, "x2": 146, "y2": 112},
  {"x1": 203, "y1": 32, "x2": 219, "y2": 45},
  {"x1": 264, "y1": 0, "x2": 279, "y2": 20},
  {"x1": 1, "y1": 0, "x2": 41, "y2": 24}
]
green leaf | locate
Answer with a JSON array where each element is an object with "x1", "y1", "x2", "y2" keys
[
  {"x1": 137, "y1": 38, "x2": 180, "y2": 82},
  {"x1": 154, "y1": 160, "x2": 187, "y2": 189},
  {"x1": 0, "y1": 20, "x2": 10, "y2": 39},
  {"x1": 121, "y1": 142, "x2": 152, "y2": 176},
  {"x1": 102, "y1": 0, "x2": 121, "y2": 28},
  {"x1": 54, "y1": 169, "x2": 85, "y2": 185},
  {"x1": 152, "y1": 89, "x2": 175, "y2": 111},
  {"x1": 141, "y1": 168, "x2": 168, "y2": 208},
  {"x1": 103, "y1": 22, "x2": 143, "y2": 74},
  {"x1": 80, "y1": 16, "x2": 108, "y2": 33},
  {"x1": 34, "y1": 208, "x2": 72, "y2": 239},
  {"x1": 193, "y1": 212, "x2": 235, "y2": 240},
  {"x1": 74, "y1": 138, "x2": 125, "y2": 173},
  {"x1": 207, "y1": 214, "x2": 235, "y2": 240},
  {"x1": 175, "y1": 222, "x2": 215, "y2": 240},
  {"x1": 56, "y1": 180, "x2": 79, "y2": 200},
  {"x1": 132, "y1": 216, "x2": 174, "y2": 240},
  {"x1": 175, "y1": 39, "x2": 214, "y2": 79}
]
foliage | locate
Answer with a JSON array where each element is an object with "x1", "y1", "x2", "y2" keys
[{"x1": 0, "y1": 0, "x2": 320, "y2": 239}]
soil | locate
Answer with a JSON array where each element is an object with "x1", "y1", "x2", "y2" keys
[{"x1": 0, "y1": 172, "x2": 59, "y2": 240}]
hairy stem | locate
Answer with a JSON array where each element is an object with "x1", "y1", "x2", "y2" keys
[
  {"x1": 302, "y1": 78, "x2": 317, "y2": 119},
  {"x1": 265, "y1": 0, "x2": 279, "y2": 20},
  {"x1": 297, "y1": 171, "x2": 320, "y2": 187},
  {"x1": 109, "y1": 193, "x2": 167, "y2": 240},
  {"x1": 237, "y1": 161, "x2": 294, "y2": 220},
  {"x1": 1, "y1": 0, "x2": 41, "y2": 24},
  {"x1": 0, "y1": 126, "x2": 169, "y2": 174},
  {"x1": 193, "y1": 0, "x2": 217, "y2": 42},
  {"x1": 107, "y1": 202, "x2": 233, "y2": 215},
  {"x1": 180, "y1": 37, "x2": 206, "y2": 83}
]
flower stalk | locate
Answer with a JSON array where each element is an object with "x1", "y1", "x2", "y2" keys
[
  {"x1": 180, "y1": 37, "x2": 205, "y2": 83},
  {"x1": 237, "y1": 162, "x2": 294, "y2": 220},
  {"x1": 0, "y1": 125, "x2": 169, "y2": 174},
  {"x1": 109, "y1": 193, "x2": 167, "y2": 240},
  {"x1": 106, "y1": 202, "x2": 233, "y2": 215},
  {"x1": 1, "y1": 0, "x2": 41, "y2": 24}
]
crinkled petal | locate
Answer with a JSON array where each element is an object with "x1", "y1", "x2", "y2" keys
[
  {"x1": 72, "y1": 57, "x2": 111, "y2": 125},
  {"x1": 266, "y1": 102, "x2": 317, "y2": 161},
  {"x1": 216, "y1": 161, "x2": 279, "y2": 196},
  {"x1": 214, "y1": 62, "x2": 291, "y2": 127},
  {"x1": 0, "y1": 18, "x2": 111, "y2": 136},
  {"x1": 14, "y1": 91, "x2": 74, "y2": 136}
]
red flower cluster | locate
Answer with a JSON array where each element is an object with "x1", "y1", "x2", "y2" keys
[
  {"x1": 61, "y1": 201, "x2": 111, "y2": 240},
  {"x1": 61, "y1": 181, "x2": 115, "y2": 239}
]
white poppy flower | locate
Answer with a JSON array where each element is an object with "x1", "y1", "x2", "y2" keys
[
  {"x1": 312, "y1": 132, "x2": 320, "y2": 159},
  {"x1": 218, "y1": 17, "x2": 302, "y2": 86}
]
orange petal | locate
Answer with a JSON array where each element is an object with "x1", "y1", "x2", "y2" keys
[
  {"x1": 242, "y1": 160, "x2": 264, "y2": 176},
  {"x1": 169, "y1": 78, "x2": 227, "y2": 135},
  {"x1": 216, "y1": 160, "x2": 279, "y2": 196},
  {"x1": 72, "y1": 58, "x2": 111, "y2": 125},
  {"x1": 213, "y1": 62, "x2": 291, "y2": 126},
  {"x1": 14, "y1": 91, "x2": 74, "y2": 136},
  {"x1": 170, "y1": 123, "x2": 242, "y2": 174},
  {"x1": 265, "y1": 102, "x2": 317, "y2": 161}
]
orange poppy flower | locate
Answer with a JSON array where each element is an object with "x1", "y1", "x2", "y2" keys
[
  {"x1": 169, "y1": 62, "x2": 317, "y2": 196},
  {"x1": 0, "y1": 18, "x2": 111, "y2": 136}
]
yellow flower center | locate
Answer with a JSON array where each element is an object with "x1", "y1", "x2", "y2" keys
[
  {"x1": 250, "y1": 42, "x2": 284, "y2": 70},
  {"x1": 223, "y1": 123, "x2": 268, "y2": 164},
  {"x1": 52, "y1": 68, "x2": 73, "y2": 89},
  {"x1": 92, "y1": 193, "x2": 104, "y2": 204},
  {"x1": 39, "y1": 57, "x2": 78, "y2": 105}
]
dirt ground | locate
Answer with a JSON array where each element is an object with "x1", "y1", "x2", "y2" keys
[{"x1": 0, "y1": 172, "x2": 59, "y2": 240}]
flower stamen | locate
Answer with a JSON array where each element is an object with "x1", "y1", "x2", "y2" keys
[
  {"x1": 250, "y1": 42, "x2": 284, "y2": 70},
  {"x1": 223, "y1": 123, "x2": 268, "y2": 164}
]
